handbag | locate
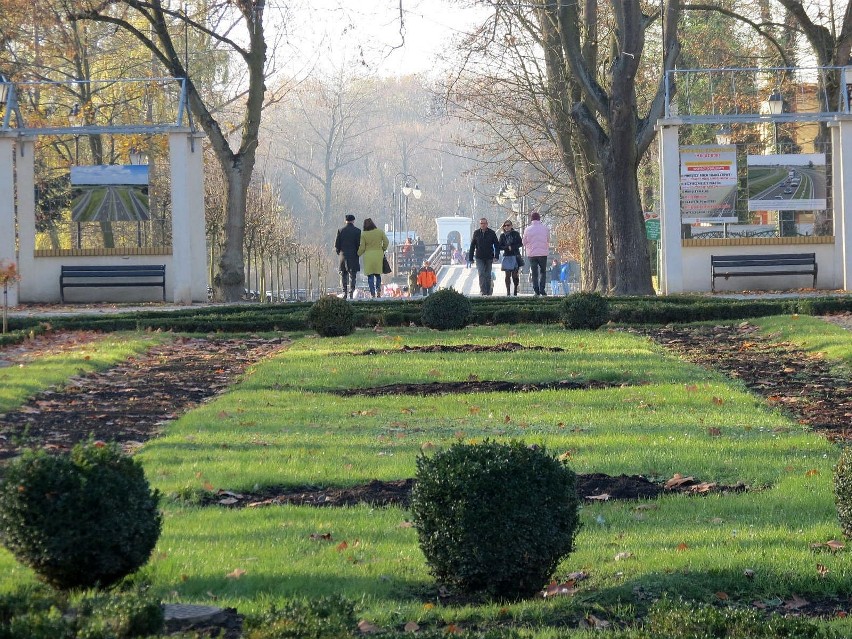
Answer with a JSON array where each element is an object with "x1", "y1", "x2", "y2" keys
[
  {"x1": 382, "y1": 254, "x2": 392, "y2": 274},
  {"x1": 516, "y1": 255, "x2": 525, "y2": 267},
  {"x1": 501, "y1": 255, "x2": 518, "y2": 272}
]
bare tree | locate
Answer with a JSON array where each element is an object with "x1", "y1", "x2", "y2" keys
[
  {"x1": 73, "y1": 0, "x2": 273, "y2": 302},
  {"x1": 278, "y1": 72, "x2": 382, "y2": 241}
]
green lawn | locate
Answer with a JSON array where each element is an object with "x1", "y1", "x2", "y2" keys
[{"x1": 1, "y1": 319, "x2": 851, "y2": 636}]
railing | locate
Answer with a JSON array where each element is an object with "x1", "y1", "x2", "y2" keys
[{"x1": 393, "y1": 243, "x2": 438, "y2": 275}]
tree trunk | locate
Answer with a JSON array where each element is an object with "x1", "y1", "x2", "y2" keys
[
  {"x1": 214, "y1": 160, "x2": 250, "y2": 301},
  {"x1": 580, "y1": 170, "x2": 609, "y2": 292},
  {"x1": 604, "y1": 149, "x2": 653, "y2": 295}
]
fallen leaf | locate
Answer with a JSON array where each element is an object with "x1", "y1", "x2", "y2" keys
[
  {"x1": 309, "y1": 532, "x2": 333, "y2": 541},
  {"x1": 783, "y1": 594, "x2": 809, "y2": 610},
  {"x1": 711, "y1": 396, "x2": 724, "y2": 405},
  {"x1": 805, "y1": 469, "x2": 820, "y2": 477},
  {"x1": 817, "y1": 564, "x2": 829, "y2": 578},
  {"x1": 398, "y1": 521, "x2": 414, "y2": 528},
  {"x1": 586, "y1": 493, "x2": 610, "y2": 501},
  {"x1": 445, "y1": 624, "x2": 461, "y2": 634},
  {"x1": 826, "y1": 539, "x2": 845, "y2": 551},
  {"x1": 716, "y1": 591, "x2": 729, "y2": 600},
  {"x1": 690, "y1": 482, "x2": 717, "y2": 494},
  {"x1": 225, "y1": 568, "x2": 246, "y2": 579},
  {"x1": 337, "y1": 541, "x2": 349, "y2": 551},
  {"x1": 743, "y1": 568, "x2": 755, "y2": 579},
  {"x1": 422, "y1": 603, "x2": 435, "y2": 610},
  {"x1": 218, "y1": 497, "x2": 239, "y2": 505},
  {"x1": 614, "y1": 552, "x2": 634, "y2": 561},
  {"x1": 684, "y1": 384, "x2": 698, "y2": 392},
  {"x1": 403, "y1": 621, "x2": 420, "y2": 632},
  {"x1": 707, "y1": 427, "x2": 722, "y2": 437},
  {"x1": 676, "y1": 542, "x2": 689, "y2": 552},
  {"x1": 588, "y1": 614, "x2": 610, "y2": 629},
  {"x1": 665, "y1": 473, "x2": 694, "y2": 489},
  {"x1": 357, "y1": 620, "x2": 381, "y2": 634},
  {"x1": 542, "y1": 580, "x2": 577, "y2": 598}
]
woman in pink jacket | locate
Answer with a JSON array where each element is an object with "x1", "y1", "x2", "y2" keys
[{"x1": 522, "y1": 211, "x2": 550, "y2": 296}]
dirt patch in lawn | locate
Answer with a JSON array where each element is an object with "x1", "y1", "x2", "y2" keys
[
  {"x1": 0, "y1": 333, "x2": 289, "y2": 461},
  {"x1": 339, "y1": 378, "x2": 626, "y2": 396},
  {"x1": 199, "y1": 473, "x2": 747, "y2": 509},
  {"x1": 356, "y1": 342, "x2": 568, "y2": 355},
  {"x1": 636, "y1": 319, "x2": 852, "y2": 442}
]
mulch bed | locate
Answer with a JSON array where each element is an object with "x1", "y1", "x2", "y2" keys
[
  {"x1": 634, "y1": 321, "x2": 852, "y2": 441},
  {"x1": 339, "y1": 378, "x2": 625, "y2": 396},
  {"x1": 356, "y1": 342, "x2": 568, "y2": 355},
  {"x1": 200, "y1": 473, "x2": 747, "y2": 509},
  {"x1": 0, "y1": 333, "x2": 289, "y2": 461}
]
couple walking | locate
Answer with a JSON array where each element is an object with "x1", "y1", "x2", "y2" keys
[
  {"x1": 334, "y1": 214, "x2": 389, "y2": 298},
  {"x1": 467, "y1": 212, "x2": 550, "y2": 296}
]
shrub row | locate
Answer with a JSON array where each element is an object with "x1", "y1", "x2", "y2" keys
[{"x1": 3, "y1": 295, "x2": 850, "y2": 342}]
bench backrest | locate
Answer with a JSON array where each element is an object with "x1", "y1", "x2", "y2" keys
[
  {"x1": 711, "y1": 253, "x2": 815, "y2": 268},
  {"x1": 61, "y1": 265, "x2": 165, "y2": 277}
]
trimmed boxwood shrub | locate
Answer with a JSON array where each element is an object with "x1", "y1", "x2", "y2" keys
[
  {"x1": 307, "y1": 295, "x2": 355, "y2": 337},
  {"x1": 411, "y1": 440, "x2": 580, "y2": 598},
  {"x1": 835, "y1": 445, "x2": 852, "y2": 539},
  {"x1": 0, "y1": 442, "x2": 162, "y2": 590},
  {"x1": 561, "y1": 291, "x2": 610, "y2": 330},
  {"x1": 420, "y1": 289, "x2": 471, "y2": 330},
  {"x1": 244, "y1": 595, "x2": 356, "y2": 639}
]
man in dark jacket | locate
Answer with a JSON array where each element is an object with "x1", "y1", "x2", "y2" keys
[
  {"x1": 467, "y1": 218, "x2": 500, "y2": 296},
  {"x1": 334, "y1": 214, "x2": 361, "y2": 299}
]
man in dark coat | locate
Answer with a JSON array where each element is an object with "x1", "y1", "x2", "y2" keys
[
  {"x1": 334, "y1": 214, "x2": 361, "y2": 299},
  {"x1": 467, "y1": 218, "x2": 500, "y2": 296}
]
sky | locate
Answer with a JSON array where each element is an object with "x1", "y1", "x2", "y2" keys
[{"x1": 280, "y1": 0, "x2": 492, "y2": 77}]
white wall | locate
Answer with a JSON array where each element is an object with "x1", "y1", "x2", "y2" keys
[
  {"x1": 23, "y1": 256, "x2": 174, "y2": 303},
  {"x1": 682, "y1": 244, "x2": 837, "y2": 292},
  {"x1": 435, "y1": 217, "x2": 473, "y2": 250}
]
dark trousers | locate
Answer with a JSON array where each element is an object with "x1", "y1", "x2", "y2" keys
[
  {"x1": 529, "y1": 256, "x2": 547, "y2": 295},
  {"x1": 475, "y1": 258, "x2": 493, "y2": 295},
  {"x1": 340, "y1": 267, "x2": 357, "y2": 297}
]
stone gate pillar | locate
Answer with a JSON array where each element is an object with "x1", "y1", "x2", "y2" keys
[
  {"x1": 835, "y1": 118, "x2": 852, "y2": 290},
  {"x1": 169, "y1": 132, "x2": 206, "y2": 303},
  {"x1": 0, "y1": 136, "x2": 16, "y2": 306},
  {"x1": 657, "y1": 120, "x2": 683, "y2": 294}
]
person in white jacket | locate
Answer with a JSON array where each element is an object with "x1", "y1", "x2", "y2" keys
[{"x1": 522, "y1": 211, "x2": 550, "y2": 296}]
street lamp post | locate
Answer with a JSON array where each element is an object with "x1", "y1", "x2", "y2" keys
[
  {"x1": 765, "y1": 90, "x2": 783, "y2": 153},
  {"x1": 401, "y1": 175, "x2": 421, "y2": 244},
  {"x1": 495, "y1": 176, "x2": 526, "y2": 236},
  {"x1": 715, "y1": 125, "x2": 733, "y2": 146},
  {"x1": 392, "y1": 172, "x2": 421, "y2": 272}
]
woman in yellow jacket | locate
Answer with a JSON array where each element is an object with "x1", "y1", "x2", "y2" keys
[{"x1": 357, "y1": 218, "x2": 390, "y2": 298}]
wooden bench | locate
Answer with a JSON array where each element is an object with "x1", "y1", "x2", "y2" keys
[
  {"x1": 60, "y1": 264, "x2": 166, "y2": 302},
  {"x1": 710, "y1": 253, "x2": 817, "y2": 292}
]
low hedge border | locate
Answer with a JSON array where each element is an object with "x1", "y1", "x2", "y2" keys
[{"x1": 1, "y1": 295, "x2": 850, "y2": 339}]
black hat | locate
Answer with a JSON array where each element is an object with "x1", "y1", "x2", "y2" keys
[{"x1": 345, "y1": 214, "x2": 356, "y2": 222}]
